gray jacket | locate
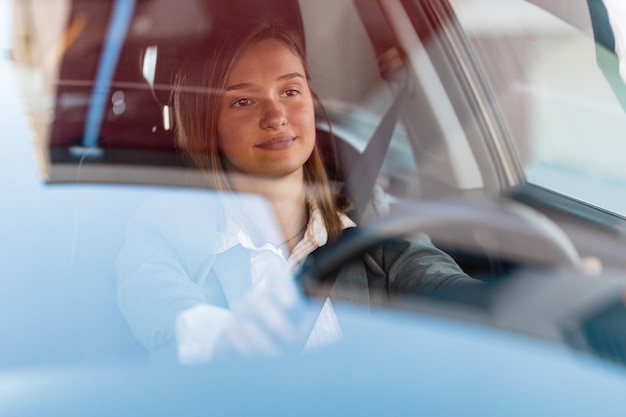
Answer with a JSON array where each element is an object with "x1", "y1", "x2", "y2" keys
[{"x1": 326, "y1": 236, "x2": 480, "y2": 307}]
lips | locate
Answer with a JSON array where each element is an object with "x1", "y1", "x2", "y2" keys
[{"x1": 255, "y1": 134, "x2": 296, "y2": 151}]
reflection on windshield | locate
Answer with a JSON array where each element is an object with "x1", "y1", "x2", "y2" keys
[
  {"x1": 116, "y1": 189, "x2": 322, "y2": 363},
  {"x1": 6, "y1": 0, "x2": 626, "y2": 388}
]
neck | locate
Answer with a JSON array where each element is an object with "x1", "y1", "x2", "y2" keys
[{"x1": 228, "y1": 169, "x2": 308, "y2": 252}]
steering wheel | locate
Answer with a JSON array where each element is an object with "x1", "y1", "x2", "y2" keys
[{"x1": 297, "y1": 198, "x2": 581, "y2": 296}]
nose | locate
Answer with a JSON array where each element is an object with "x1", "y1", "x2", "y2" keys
[{"x1": 261, "y1": 99, "x2": 287, "y2": 129}]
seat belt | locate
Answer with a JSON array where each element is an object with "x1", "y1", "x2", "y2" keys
[{"x1": 343, "y1": 86, "x2": 407, "y2": 222}]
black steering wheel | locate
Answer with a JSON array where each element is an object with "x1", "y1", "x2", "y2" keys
[{"x1": 296, "y1": 198, "x2": 581, "y2": 297}]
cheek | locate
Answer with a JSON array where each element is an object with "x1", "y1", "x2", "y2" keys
[
  {"x1": 217, "y1": 112, "x2": 248, "y2": 153},
  {"x1": 292, "y1": 102, "x2": 316, "y2": 142}
]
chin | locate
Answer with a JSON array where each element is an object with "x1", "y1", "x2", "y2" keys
[{"x1": 260, "y1": 163, "x2": 306, "y2": 179}]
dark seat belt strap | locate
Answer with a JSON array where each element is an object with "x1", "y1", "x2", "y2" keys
[{"x1": 343, "y1": 87, "x2": 407, "y2": 222}]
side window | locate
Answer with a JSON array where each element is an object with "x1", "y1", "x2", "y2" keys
[
  {"x1": 452, "y1": 0, "x2": 626, "y2": 216},
  {"x1": 302, "y1": 0, "x2": 417, "y2": 201}
]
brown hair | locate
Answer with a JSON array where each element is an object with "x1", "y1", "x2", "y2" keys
[{"x1": 172, "y1": 20, "x2": 350, "y2": 241}]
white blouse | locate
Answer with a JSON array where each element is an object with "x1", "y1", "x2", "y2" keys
[{"x1": 175, "y1": 196, "x2": 355, "y2": 364}]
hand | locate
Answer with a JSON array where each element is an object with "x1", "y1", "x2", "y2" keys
[{"x1": 213, "y1": 277, "x2": 322, "y2": 360}]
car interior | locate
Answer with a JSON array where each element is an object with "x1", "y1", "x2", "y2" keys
[
  {"x1": 7, "y1": 0, "x2": 626, "y2": 369},
  {"x1": 17, "y1": 0, "x2": 580, "y2": 269}
]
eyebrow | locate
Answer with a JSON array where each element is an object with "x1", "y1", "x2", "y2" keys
[{"x1": 225, "y1": 72, "x2": 305, "y2": 92}]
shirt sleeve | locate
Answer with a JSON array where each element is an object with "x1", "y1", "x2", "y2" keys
[
  {"x1": 116, "y1": 195, "x2": 220, "y2": 353},
  {"x1": 175, "y1": 304, "x2": 233, "y2": 364},
  {"x1": 380, "y1": 236, "x2": 481, "y2": 295}
]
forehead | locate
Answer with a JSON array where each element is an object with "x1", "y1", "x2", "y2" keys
[{"x1": 226, "y1": 38, "x2": 306, "y2": 84}]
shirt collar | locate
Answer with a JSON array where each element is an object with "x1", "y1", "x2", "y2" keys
[
  {"x1": 214, "y1": 193, "x2": 356, "y2": 267},
  {"x1": 287, "y1": 199, "x2": 356, "y2": 268},
  {"x1": 214, "y1": 191, "x2": 283, "y2": 255}
]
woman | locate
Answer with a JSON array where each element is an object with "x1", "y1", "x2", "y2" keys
[{"x1": 117, "y1": 20, "x2": 476, "y2": 364}]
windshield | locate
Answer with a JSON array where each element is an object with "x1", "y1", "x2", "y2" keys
[{"x1": 4, "y1": 1, "x2": 626, "y2": 414}]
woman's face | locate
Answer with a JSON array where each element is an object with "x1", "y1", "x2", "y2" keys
[{"x1": 217, "y1": 38, "x2": 316, "y2": 180}]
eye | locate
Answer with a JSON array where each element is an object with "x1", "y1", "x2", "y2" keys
[
  {"x1": 283, "y1": 89, "x2": 301, "y2": 97},
  {"x1": 232, "y1": 98, "x2": 252, "y2": 108}
]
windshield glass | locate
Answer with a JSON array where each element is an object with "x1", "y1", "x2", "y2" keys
[{"x1": 5, "y1": 2, "x2": 626, "y2": 413}]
